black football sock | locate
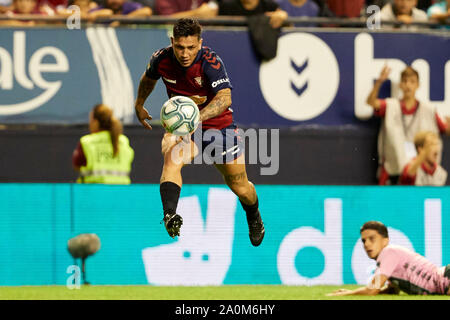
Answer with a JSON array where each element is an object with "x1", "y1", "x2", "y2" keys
[
  {"x1": 160, "y1": 181, "x2": 181, "y2": 217},
  {"x1": 240, "y1": 197, "x2": 260, "y2": 222}
]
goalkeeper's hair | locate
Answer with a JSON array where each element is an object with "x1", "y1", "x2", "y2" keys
[
  {"x1": 92, "y1": 104, "x2": 123, "y2": 157},
  {"x1": 360, "y1": 221, "x2": 389, "y2": 238}
]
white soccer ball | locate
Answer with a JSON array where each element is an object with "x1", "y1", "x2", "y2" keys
[{"x1": 160, "y1": 96, "x2": 200, "y2": 136}]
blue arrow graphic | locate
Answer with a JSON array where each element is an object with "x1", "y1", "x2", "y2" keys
[
  {"x1": 290, "y1": 58, "x2": 309, "y2": 96},
  {"x1": 291, "y1": 81, "x2": 308, "y2": 96},
  {"x1": 291, "y1": 58, "x2": 308, "y2": 74}
]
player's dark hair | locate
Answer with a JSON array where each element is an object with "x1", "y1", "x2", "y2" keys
[
  {"x1": 173, "y1": 18, "x2": 202, "y2": 40},
  {"x1": 360, "y1": 221, "x2": 389, "y2": 238},
  {"x1": 92, "y1": 104, "x2": 123, "y2": 157},
  {"x1": 401, "y1": 66, "x2": 419, "y2": 81}
]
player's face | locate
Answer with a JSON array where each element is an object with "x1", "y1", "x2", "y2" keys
[
  {"x1": 171, "y1": 36, "x2": 202, "y2": 68},
  {"x1": 394, "y1": 0, "x2": 417, "y2": 15},
  {"x1": 361, "y1": 229, "x2": 389, "y2": 260},
  {"x1": 400, "y1": 75, "x2": 419, "y2": 99}
]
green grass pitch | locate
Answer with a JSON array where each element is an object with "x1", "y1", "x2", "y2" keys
[{"x1": 0, "y1": 285, "x2": 449, "y2": 300}]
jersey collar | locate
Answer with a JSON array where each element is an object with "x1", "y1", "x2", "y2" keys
[
  {"x1": 421, "y1": 162, "x2": 437, "y2": 175},
  {"x1": 400, "y1": 100, "x2": 419, "y2": 115}
]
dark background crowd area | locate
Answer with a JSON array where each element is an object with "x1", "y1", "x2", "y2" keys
[{"x1": 0, "y1": 0, "x2": 449, "y2": 27}]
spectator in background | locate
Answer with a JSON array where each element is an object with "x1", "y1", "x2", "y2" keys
[
  {"x1": 57, "y1": 0, "x2": 128, "y2": 23},
  {"x1": 312, "y1": 0, "x2": 334, "y2": 16},
  {"x1": 218, "y1": 0, "x2": 288, "y2": 28},
  {"x1": 134, "y1": 0, "x2": 153, "y2": 11},
  {"x1": 427, "y1": 0, "x2": 450, "y2": 24},
  {"x1": 89, "y1": 0, "x2": 152, "y2": 18},
  {"x1": 399, "y1": 131, "x2": 447, "y2": 186},
  {"x1": 366, "y1": 0, "x2": 389, "y2": 8},
  {"x1": 0, "y1": 0, "x2": 47, "y2": 26},
  {"x1": 276, "y1": 0, "x2": 319, "y2": 26},
  {"x1": 73, "y1": 104, "x2": 134, "y2": 184},
  {"x1": 417, "y1": 0, "x2": 434, "y2": 11},
  {"x1": 327, "y1": 0, "x2": 365, "y2": 17},
  {"x1": 379, "y1": 0, "x2": 428, "y2": 29},
  {"x1": 36, "y1": 0, "x2": 67, "y2": 15},
  {"x1": 155, "y1": 0, "x2": 218, "y2": 18},
  {"x1": 0, "y1": 0, "x2": 12, "y2": 12},
  {"x1": 366, "y1": 65, "x2": 450, "y2": 185},
  {"x1": 0, "y1": 0, "x2": 12, "y2": 7},
  {"x1": 366, "y1": 0, "x2": 433, "y2": 12}
]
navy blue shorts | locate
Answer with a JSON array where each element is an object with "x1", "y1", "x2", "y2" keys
[{"x1": 190, "y1": 123, "x2": 244, "y2": 164}]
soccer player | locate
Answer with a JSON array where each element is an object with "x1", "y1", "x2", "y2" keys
[
  {"x1": 134, "y1": 18, "x2": 265, "y2": 246},
  {"x1": 328, "y1": 221, "x2": 450, "y2": 296}
]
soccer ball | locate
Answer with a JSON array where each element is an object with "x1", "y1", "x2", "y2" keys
[{"x1": 160, "y1": 96, "x2": 200, "y2": 136}]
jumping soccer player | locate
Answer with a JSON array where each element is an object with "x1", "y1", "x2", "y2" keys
[
  {"x1": 134, "y1": 18, "x2": 265, "y2": 246},
  {"x1": 328, "y1": 221, "x2": 450, "y2": 296}
]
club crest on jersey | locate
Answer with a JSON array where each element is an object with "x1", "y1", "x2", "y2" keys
[{"x1": 194, "y1": 77, "x2": 203, "y2": 87}]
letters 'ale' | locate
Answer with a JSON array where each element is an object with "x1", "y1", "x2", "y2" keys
[{"x1": 0, "y1": 31, "x2": 69, "y2": 115}]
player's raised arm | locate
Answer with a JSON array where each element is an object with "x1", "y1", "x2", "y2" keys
[
  {"x1": 135, "y1": 72, "x2": 157, "y2": 130},
  {"x1": 366, "y1": 65, "x2": 391, "y2": 111},
  {"x1": 199, "y1": 88, "x2": 232, "y2": 122}
]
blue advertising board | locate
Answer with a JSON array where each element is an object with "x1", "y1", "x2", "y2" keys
[
  {"x1": 0, "y1": 183, "x2": 448, "y2": 286},
  {"x1": 0, "y1": 27, "x2": 449, "y2": 126}
]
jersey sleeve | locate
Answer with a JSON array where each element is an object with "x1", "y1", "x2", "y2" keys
[
  {"x1": 375, "y1": 247, "x2": 399, "y2": 278},
  {"x1": 374, "y1": 99, "x2": 387, "y2": 117},
  {"x1": 202, "y1": 50, "x2": 233, "y2": 94},
  {"x1": 435, "y1": 111, "x2": 448, "y2": 133},
  {"x1": 144, "y1": 49, "x2": 164, "y2": 80},
  {"x1": 72, "y1": 142, "x2": 86, "y2": 168},
  {"x1": 399, "y1": 161, "x2": 416, "y2": 185}
]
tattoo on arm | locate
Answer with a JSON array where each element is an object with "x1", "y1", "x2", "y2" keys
[
  {"x1": 200, "y1": 89, "x2": 231, "y2": 122},
  {"x1": 135, "y1": 74, "x2": 157, "y2": 106}
]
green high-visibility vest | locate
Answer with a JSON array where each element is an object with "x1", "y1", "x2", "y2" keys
[{"x1": 78, "y1": 131, "x2": 134, "y2": 184}]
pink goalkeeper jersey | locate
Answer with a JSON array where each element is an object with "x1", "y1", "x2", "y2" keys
[{"x1": 375, "y1": 245, "x2": 450, "y2": 295}]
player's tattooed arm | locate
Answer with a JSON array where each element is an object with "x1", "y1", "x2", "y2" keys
[
  {"x1": 199, "y1": 88, "x2": 232, "y2": 122},
  {"x1": 135, "y1": 73, "x2": 158, "y2": 130},
  {"x1": 135, "y1": 73, "x2": 157, "y2": 107}
]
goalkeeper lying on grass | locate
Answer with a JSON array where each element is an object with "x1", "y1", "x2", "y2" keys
[{"x1": 328, "y1": 221, "x2": 450, "y2": 296}]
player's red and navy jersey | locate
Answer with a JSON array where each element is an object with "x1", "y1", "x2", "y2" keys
[{"x1": 145, "y1": 46, "x2": 233, "y2": 130}]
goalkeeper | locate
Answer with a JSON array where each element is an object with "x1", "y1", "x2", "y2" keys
[{"x1": 329, "y1": 221, "x2": 450, "y2": 296}]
